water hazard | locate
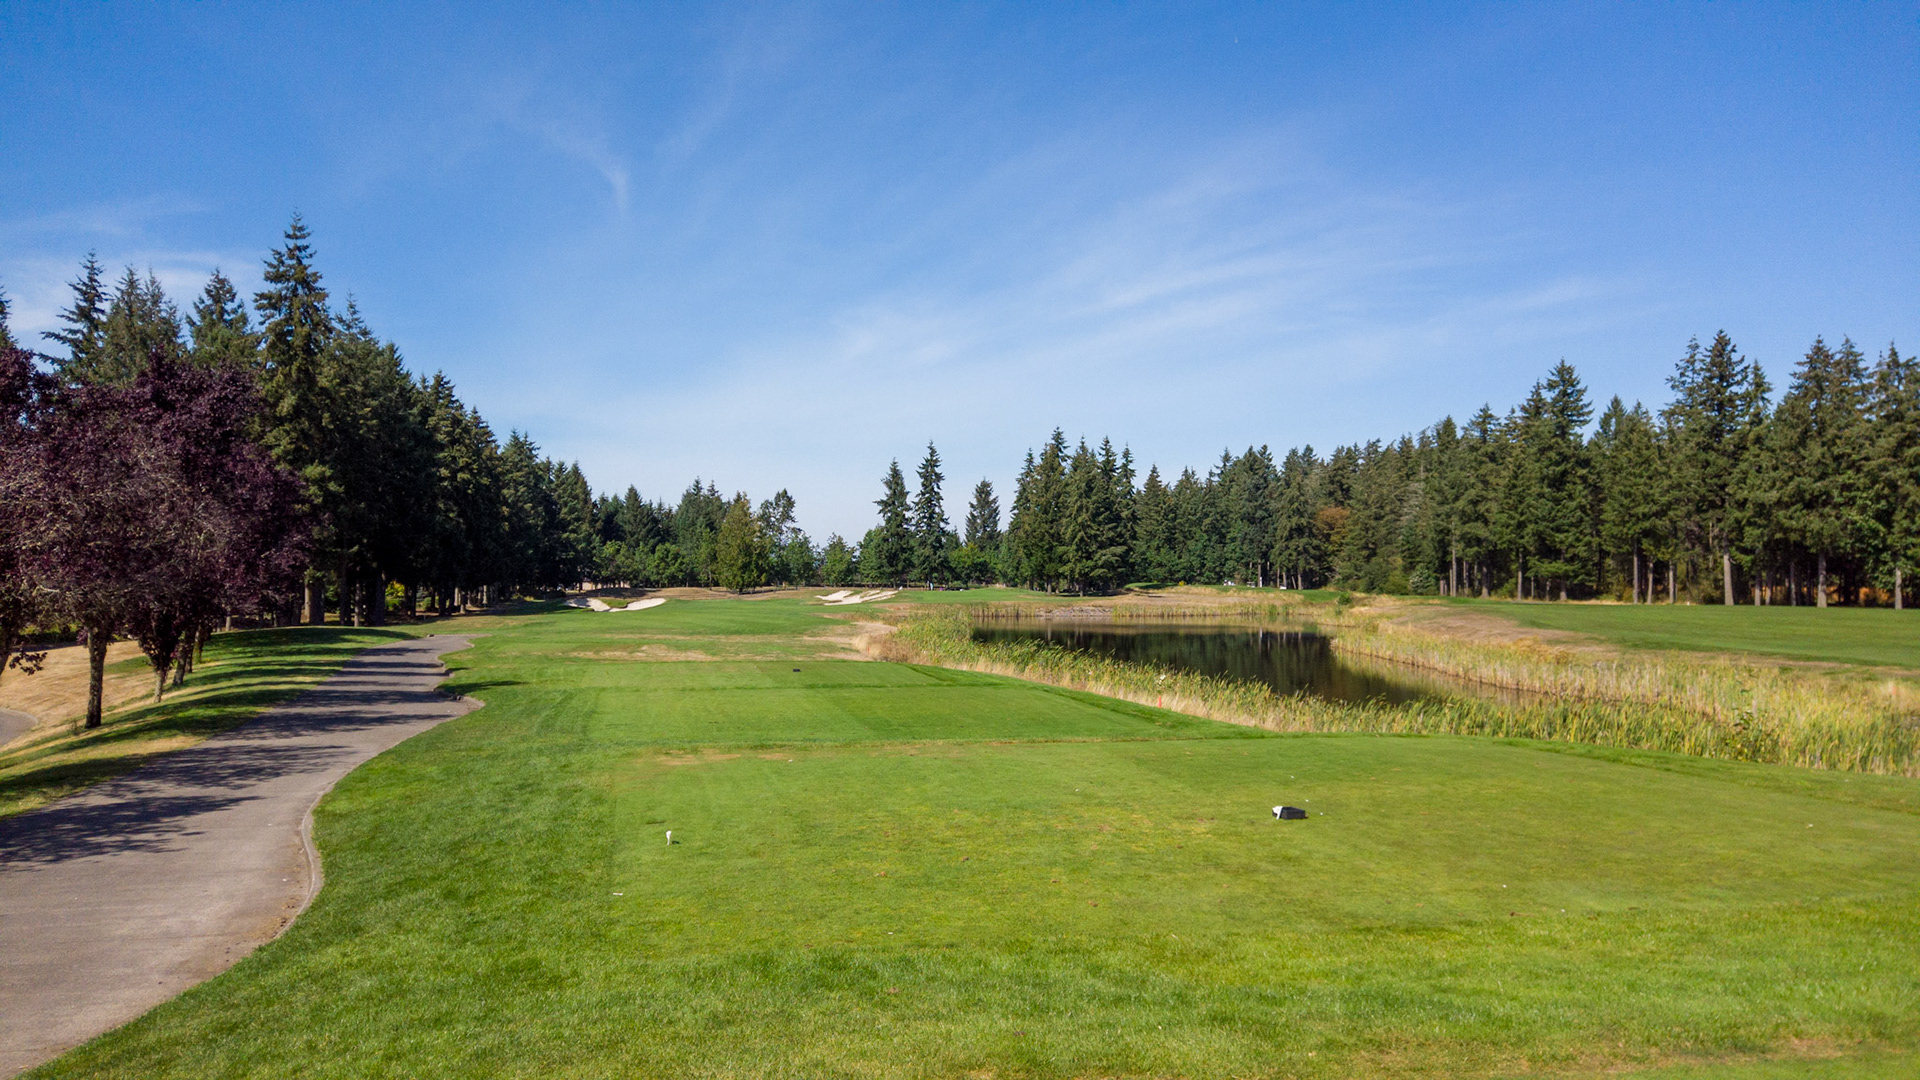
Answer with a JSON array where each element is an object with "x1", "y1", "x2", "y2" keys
[{"x1": 970, "y1": 620, "x2": 1445, "y2": 706}]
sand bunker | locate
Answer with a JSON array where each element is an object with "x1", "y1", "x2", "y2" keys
[
  {"x1": 816, "y1": 589, "x2": 899, "y2": 606},
  {"x1": 565, "y1": 597, "x2": 667, "y2": 612}
]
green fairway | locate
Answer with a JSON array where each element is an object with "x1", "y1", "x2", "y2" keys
[
  {"x1": 35, "y1": 597, "x2": 1920, "y2": 1078},
  {"x1": 1456, "y1": 600, "x2": 1920, "y2": 670}
]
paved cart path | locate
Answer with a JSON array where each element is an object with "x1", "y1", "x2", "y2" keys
[
  {"x1": 0, "y1": 635, "x2": 477, "y2": 1076},
  {"x1": 0, "y1": 710, "x2": 34, "y2": 749}
]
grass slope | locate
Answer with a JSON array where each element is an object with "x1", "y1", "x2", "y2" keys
[
  {"x1": 0, "y1": 626, "x2": 418, "y2": 818},
  {"x1": 1459, "y1": 600, "x2": 1920, "y2": 669},
  {"x1": 33, "y1": 598, "x2": 1920, "y2": 1078}
]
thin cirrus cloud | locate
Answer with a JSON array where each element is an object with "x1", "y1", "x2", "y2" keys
[
  {"x1": 514, "y1": 138, "x2": 1631, "y2": 538},
  {"x1": 2, "y1": 5, "x2": 1908, "y2": 541}
]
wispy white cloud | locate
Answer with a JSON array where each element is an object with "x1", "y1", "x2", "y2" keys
[
  {"x1": 0, "y1": 194, "x2": 207, "y2": 243},
  {"x1": 515, "y1": 136, "x2": 1645, "y2": 538}
]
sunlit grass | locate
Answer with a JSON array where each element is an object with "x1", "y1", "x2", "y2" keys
[{"x1": 33, "y1": 597, "x2": 1920, "y2": 1078}]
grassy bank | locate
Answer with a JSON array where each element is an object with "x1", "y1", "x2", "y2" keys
[
  {"x1": 0, "y1": 627, "x2": 418, "y2": 818},
  {"x1": 32, "y1": 595, "x2": 1920, "y2": 1078},
  {"x1": 886, "y1": 606, "x2": 1920, "y2": 775},
  {"x1": 1468, "y1": 600, "x2": 1920, "y2": 669}
]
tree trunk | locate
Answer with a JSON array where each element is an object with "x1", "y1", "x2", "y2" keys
[
  {"x1": 304, "y1": 574, "x2": 325, "y2": 625},
  {"x1": 369, "y1": 574, "x2": 387, "y2": 626},
  {"x1": 1722, "y1": 552, "x2": 1735, "y2": 606},
  {"x1": 1667, "y1": 563, "x2": 1676, "y2": 604},
  {"x1": 1516, "y1": 558, "x2": 1524, "y2": 601},
  {"x1": 85, "y1": 628, "x2": 109, "y2": 729},
  {"x1": 1898, "y1": 567, "x2": 1905, "y2": 611},
  {"x1": 1817, "y1": 551, "x2": 1828, "y2": 608}
]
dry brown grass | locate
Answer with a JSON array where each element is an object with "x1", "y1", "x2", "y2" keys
[{"x1": 0, "y1": 640, "x2": 147, "y2": 740}]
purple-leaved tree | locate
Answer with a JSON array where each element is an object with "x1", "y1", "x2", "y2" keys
[
  {"x1": 26, "y1": 350, "x2": 305, "y2": 722},
  {"x1": 0, "y1": 347, "x2": 52, "y2": 685}
]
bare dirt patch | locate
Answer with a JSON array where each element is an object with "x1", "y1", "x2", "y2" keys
[
  {"x1": 652, "y1": 749, "x2": 741, "y2": 767},
  {"x1": 572, "y1": 647, "x2": 727, "y2": 663}
]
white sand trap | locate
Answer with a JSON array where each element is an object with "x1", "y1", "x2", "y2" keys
[
  {"x1": 822, "y1": 589, "x2": 899, "y2": 606},
  {"x1": 566, "y1": 597, "x2": 665, "y2": 612},
  {"x1": 817, "y1": 590, "x2": 854, "y2": 602}
]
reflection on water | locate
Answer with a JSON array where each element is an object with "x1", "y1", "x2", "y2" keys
[{"x1": 971, "y1": 621, "x2": 1444, "y2": 705}]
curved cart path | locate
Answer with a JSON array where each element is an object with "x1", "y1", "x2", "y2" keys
[{"x1": 0, "y1": 635, "x2": 478, "y2": 1076}]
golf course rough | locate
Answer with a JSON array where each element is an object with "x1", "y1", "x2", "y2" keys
[{"x1": 31, "y1": 597, "x2": 1920, "y2": 1079}]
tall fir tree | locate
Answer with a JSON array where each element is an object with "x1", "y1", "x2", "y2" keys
[
  {"x1": 97, "y1": 267, "x2": 183, "y2": 384},
  {"x1": 45, "y1": 252, "x2": 109, "y2": 383},
  {"x1": 1867, "y1": 344, "x2": 1917, "y2": 606},
  {"x1": 1593, "y1": 398, "x2": 1666, "y2": 601},
  {"x1": 254, "y1": 217, "x2": 337, "y2": 620},
  {"x1": 188, "y1": 270, "x2": 259, "y2": 368},
  {"x1": 1664, "y1": 332, "x2": 1770, "y2": 603},
  {"x1": 1765, "y1": 336, "x2": 1869, "y2": 606},
  {"x1": 1006, "y1": 431, "x2": 1069, "y2": 590},
  {"x1": 864, "y1": 460, "x2": 912, "y2": 585},
  {"x1": 909, "y1": 442, "x2": 951, "y2": 584},
  {"x1": 963, "y1": 479, "x2": 1001, "y2": 549}
]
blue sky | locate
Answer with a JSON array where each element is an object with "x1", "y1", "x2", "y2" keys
[{"x1": 2, "y1": 3, "x2": 1914, "y2": 539}]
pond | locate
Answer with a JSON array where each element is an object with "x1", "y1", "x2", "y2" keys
[{"x1": 970, "y1": 620, "x2": 1446, "y2": 706}]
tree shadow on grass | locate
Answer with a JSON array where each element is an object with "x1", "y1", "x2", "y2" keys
[
  {"x1": 0, "y1": 742, "x2": 355, "y2": 864},
  {"x1": 0, "y1": 634, "x2": 454, "y2": 823}
]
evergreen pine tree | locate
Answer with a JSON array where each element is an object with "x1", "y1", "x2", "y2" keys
[
  {"x1": 953, "y1": 478, "x2": 1002, "y2": 586},
  {"x1": 820, "y1": 534, "x2": 858, "y2": 586},
  {"x1": 254, "y1": 219, "x2": 338, "y2": 620},
  {"x1": 909, "y1": 442, "x2": 951, "y2": 584},
  {"x1": 1221, "y1": 446, "x2": 1276, "y2": 586},
  {"x1": 1132, "y1": 465, "x2": 1177, "y2": 583},
  {"x1": 1273, "y1": 448, "x2": 1320, "y2": 589},
  {"x1": 0, "y1": 283, "x2": 17, "y2": 352},
  {"x1": 1867, "y1": 343, "x2": 1918, "y2": 607},
  {"x1": 1594, "y1": 398, "x2": 1666, "y2": 601},
  {"x1": 1664, "y1": 332, "x2": 1770, "y2": 603},
  {"x1": 95, "y1": 267, "x2": 184, "y2": 384},
  {"x1": 45, "y1": 253, "x2": 109, "y2": 383},
  {"x1": 714, "y1": 495, "x2": 771, "y2": 592},
  {"x1": 964, "y1": 479, "x2": 1001, "y2": 549},
  {"x1": 866, "y1": 460, "x2": 912, "y2": 585},
  {"x1": 188, "y1": 269, "x2": 259, "y2": 368},
  {"x1": 1766, "y1": 336, "x2": 1869, "y2": 606},
  {"x1": 1060, "y1": 439, "x2": 1128, "y2": 593},
  {"x1": 1006, "y1": 431, "x2": 1068, "y2": 590},
  {"x1": 1534, "y1": 361, "x2": 1596, "y2": 598}
]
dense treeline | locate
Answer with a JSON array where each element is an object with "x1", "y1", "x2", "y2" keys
[
  {"x1": 0, "y1": 218, "x2": 807, "y2": 723},
  {"x1": 4, "y1": 216, "x2": 1910, "y2": 733},
  {"x1": 850, "y1": 334, "x2": 1917, "y2": 607}
]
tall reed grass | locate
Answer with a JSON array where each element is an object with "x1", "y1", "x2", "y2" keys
[{"x1": 877, "y1": 606, "x2": 1920, "y2": 776}]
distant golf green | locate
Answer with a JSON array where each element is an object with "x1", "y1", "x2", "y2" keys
[
  {"x1": 1461, "y1": 599, "x2": 1920, "y2": 669},
  {"x1": 35, "y1": 597, "x2": 1920, "y2": 1078}
]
